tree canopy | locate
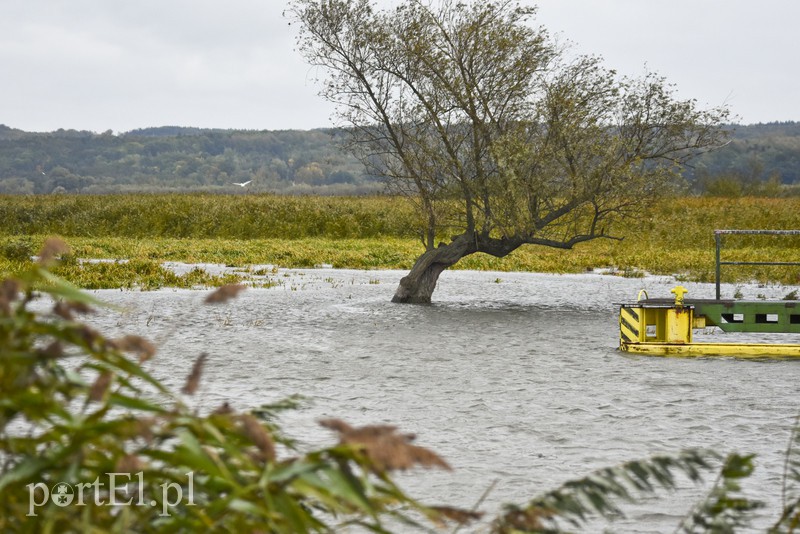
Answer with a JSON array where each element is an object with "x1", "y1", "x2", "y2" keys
[
  {"x1": 0, "y1": 125, "x2": 377, "y2": 195},
  {"x1": 290, "y1": 0, "x2": 731, "y2": 302}
]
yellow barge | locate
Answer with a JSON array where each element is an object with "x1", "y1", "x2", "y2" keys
[
  {"x1": 619, "y1": 286, "x2": 800, "y2": 358},
  {"x1": 618, "y1": 229, "x2": 800, "y2": 358}
]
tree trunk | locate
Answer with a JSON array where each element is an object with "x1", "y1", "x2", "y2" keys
[
  {"x1": 392, "y1": 233, "x2": 537, "y2": 303},
  {"x1": 392, "y1": 234, "x2": 476, "y2": 303},
  {"x1": 393, "y1": 229, "x2": 594, "y2": 303}
]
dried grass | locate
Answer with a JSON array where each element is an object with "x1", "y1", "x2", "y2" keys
[
  {"x1": 181, "y1": 353, "x2": 207, "y2": 395},
  {"x1": 52, "y1": 300, "x2": 94, "y2": 321},
  {"x1": 78, "y1": 325, "x2": 102, "y2": 349},
  {"x1": 89, "y1": 371, "x2": 113, "y2": 402},
  {"x1": 115, "y1": 454, "x2": 145, "y2": 474},
  {"x1": 213, "y1": 402, "x2": 234, "y2": 415},
  {"x1": 38, "y1": 341, "x2": 63, "y2": 359},
  {"x1": 37, "y1": 237, "x2": 69, "y2": 265},
  {"x1": 240, "y1": 413, "x2": 276, "y2": 462},
  {"x1": 494, "y1": 506, "x2": 556, "y2": 533},
  {"x1": 0, "y1": 279, "x2": 19, "y2": 315},
  {"x1": 112, "y1": 335, "x2": 157, "y2": 363},
  {"x1": 204, "y1": 283, "x2": 246, "y2": 304},
  {"x1": 430, "y1": 505, "x2": 484, "y2": 526},
  {"x1": 134, "y1": 418, "x2": 156, "y2": 444},
  {"x1": 320, "y1": 418, "x2": 451, "y2": 473}
]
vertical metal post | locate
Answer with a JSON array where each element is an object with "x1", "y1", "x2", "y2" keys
[{"x1": 715, "y1": 231, "x2": 721, "y2": 300}]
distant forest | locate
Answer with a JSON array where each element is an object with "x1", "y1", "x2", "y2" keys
[{"x1": 1, "y1": 122, "x2": 799, "y2": 196}]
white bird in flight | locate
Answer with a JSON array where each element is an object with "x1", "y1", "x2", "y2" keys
[{"x1": 231, "y1": 180, "x2": 252, "y2": 187}]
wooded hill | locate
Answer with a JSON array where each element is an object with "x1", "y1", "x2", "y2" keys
[{"x1": 1, "y1": 122, "x2": 798, "y2": 195}]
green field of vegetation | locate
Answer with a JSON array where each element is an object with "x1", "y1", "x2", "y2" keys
[{"x1": 1, "y1": 194, "x2": 799, "y2": 289}]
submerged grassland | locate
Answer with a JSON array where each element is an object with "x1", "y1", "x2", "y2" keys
[{"x1": 1, "y1": 193, "x2": 799, "y2": 288}]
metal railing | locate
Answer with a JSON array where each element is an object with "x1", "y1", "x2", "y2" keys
[{"x1": 714, "y1": 229, "x2": 800, "y2": 299}]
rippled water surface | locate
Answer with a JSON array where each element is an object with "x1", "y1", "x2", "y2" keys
[{"x1": 86, "y1": 269, "x2": 800, "y2": 532}]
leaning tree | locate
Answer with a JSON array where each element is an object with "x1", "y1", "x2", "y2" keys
[{"x1": 289, "y1": 0, "x2": 730, "y2": 303}]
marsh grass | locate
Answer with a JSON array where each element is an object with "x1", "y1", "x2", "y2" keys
[
  {"x1": 0, "y1": 193, "x2": 420, "y2": 239},
  {"x1": 49, "y1": 259, "x2": 245, "y2": 290},
  {"x1": 1, "y1": 195, "x2": 799, "y2": 288}
]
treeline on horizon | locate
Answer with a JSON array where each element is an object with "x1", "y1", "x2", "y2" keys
[{"x1": 1, "y1": 121, "x2": 799, "y2": 196}]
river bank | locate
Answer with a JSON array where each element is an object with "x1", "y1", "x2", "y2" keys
[{"x1": 1, "y1": 195, "x2": 799, "y2": 289}]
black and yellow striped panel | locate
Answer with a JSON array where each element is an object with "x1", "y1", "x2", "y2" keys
[{"x1": 619, "y1": 307, "x2": 641, "y2": 343}]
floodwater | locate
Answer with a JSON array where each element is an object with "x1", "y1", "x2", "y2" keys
[{"x1": 84, "y1": 268, "x2": 800, "y2": 532}]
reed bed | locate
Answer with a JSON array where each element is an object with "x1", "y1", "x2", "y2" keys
[
  {"x1": 1, "y1": 194, "x2": 799, "y2": 287},
  {"x1": 0, "y1": 193, "x2": 420, "y2": 239}
]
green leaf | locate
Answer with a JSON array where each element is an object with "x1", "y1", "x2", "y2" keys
[
  {"x1": 0, "y1": 457, "x2": 49, "y2": 492},
  {"x1": 495, "y1": 449, "x2": 722, "y2": 532},
  {"x1": 263, "y1": 459, "x2": 321, "y2": 487},
  {"x1": 175, "y1": 429, "x2": 222, "y2": 472},
  {"x1": 100, "y1": 351, "x2": 170, "y2": 395},
  {"x1": 227, "y1": 497, "x2": 269, "y2": 518},
  {"x1": 107, "y1": 392, "x2": 168, "y2": 413},
  {"x1": 676, "y1": 453, "x2": 762, "y2": 533},
  {"x1": 299, "y1": 465, "x2": 375, "y2": 515}
]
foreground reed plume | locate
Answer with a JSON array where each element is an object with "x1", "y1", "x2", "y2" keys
[
  {"x1": 37, "y1": 237, "x2": 70, "y2": 266},
  {"x1": 319, "y1": 418, "x2": 451, "y2": 473},
  {"x1": 52, "y1": 300, "x2": 94, "y2": 320},
  {"x1": 88, "y1": 371, "x2": 113, "y2": 403},
  {"x1": 240, "y1": 413, "x2": 276, "y2": 463},
  {"x1": 182, "y1": 352, "x2": 207, "y2": 395},
  {"x1": 0, "y1": 278, "x2": 20, "y2": 315},
  {"x1": 111, "y1": 334, "x2": 157, "y2": 362},
  {"x1": 204, "y1": 283, "x2": 247, "y2": 304}
]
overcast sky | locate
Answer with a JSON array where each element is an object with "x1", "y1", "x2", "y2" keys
[{"x1": 2, "y1": 0, "x2": 798, "y2": 133}]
